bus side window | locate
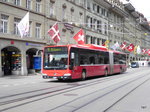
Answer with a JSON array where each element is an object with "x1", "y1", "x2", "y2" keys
[
  {"x1": 98, "y1": 57, "x2": 104, "y2": 64},
  {"x1": 104, "y1": 57, "x2": 109, "y2": 64},
  {"x1": 80, "y1": 55, "x2": 88, "y2": 65},
  {"x1": 80, "y1": 56, "x2": 84, "y2": 65},
  {"x1": 75, "y1": 53, "x2": 79, "y2": 66},
  {"x1": 89, "y1": 56, "x2": 95, "y2": 64}
]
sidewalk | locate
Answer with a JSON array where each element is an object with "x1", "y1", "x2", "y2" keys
[
  {"x1": 0, "y1": 73, "x2": 45, "y2": 89},
  {"x1": 0, "y1": 73, "x2": 42, "y2": 82}
]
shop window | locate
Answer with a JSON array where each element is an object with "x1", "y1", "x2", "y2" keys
[{"x1": 12, "y1": 53, "x2": 21, "y2": 71}]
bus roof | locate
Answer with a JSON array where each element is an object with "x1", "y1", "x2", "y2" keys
[
  {"x1": 71, "y1": 44, "x2": 108, "y2": 51},
  {"x1": 45, "y1": 44, "x2": 126, "y2": 54},
  {"x1": 45, "y1": 44, "x2": 108, "y2": 51}
]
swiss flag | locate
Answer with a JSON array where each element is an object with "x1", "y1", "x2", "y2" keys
[
  {"x1": 48, "y1": 23, "x2": 60, "y2": 43},
  {"x1": 126, "y1": 43, "x2": 134, "y2": 52},
  {"x1": 120, "y1": 42, "x2": 126, "y2": 50},
  {"x1": 73, "y1": 29, "x2": 85, "y2": 44}
]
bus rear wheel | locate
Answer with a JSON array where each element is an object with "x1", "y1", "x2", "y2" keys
[
  {"x1": 104, "y1": 69, "x2": 108, "y2": 77},
  {"x1": 81, "y1": 71, "x2": 86, "y2": 80},
  {"x1": 120, "y1": 67, "x2": 123, "y2": 74}
]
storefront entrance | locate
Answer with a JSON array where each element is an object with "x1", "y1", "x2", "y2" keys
[
  {"x1": 26, "y1": 48, "x2": 38, "y2": 74},
  {"x1": 1, "y1": 46, "x2": 21, "y2": 76}
]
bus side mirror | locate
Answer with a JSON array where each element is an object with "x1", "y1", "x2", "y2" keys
[
  {"x1": 71, "y1": 52, "x2": 75, "y2": 59},
  {"x1": 70, "y1": 53, "x2": 75, "y2": 70}
]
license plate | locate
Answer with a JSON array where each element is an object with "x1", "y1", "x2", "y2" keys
[{"x1": 53, "y1": 77, "x2": 57, "y2": 79}]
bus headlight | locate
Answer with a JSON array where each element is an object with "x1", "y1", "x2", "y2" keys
[
  {"x1": 42, "y1": 73, "x2": 47, "y2": 76},
  {"x1": 63, "y1": 73, "x2": 71, "y2": 76}
]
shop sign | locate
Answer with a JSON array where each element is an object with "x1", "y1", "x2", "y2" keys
[
  {"x1": 26, "y1": 42, "x2": 43, "y2": 47},
  {"x1": 12, "y1": 54, "x2": 21, "y2": 57},
  {"x1": 64, "y1": 23, "x2": 73, "y2": 30}
]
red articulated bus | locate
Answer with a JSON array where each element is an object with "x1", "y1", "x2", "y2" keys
[{"x1": 42, "y1": 44, "x2": 127, "y2": 80}]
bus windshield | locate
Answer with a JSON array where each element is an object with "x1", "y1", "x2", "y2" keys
[{"x1": 43, "y1": 47, "x2": 68, "y2": 70}]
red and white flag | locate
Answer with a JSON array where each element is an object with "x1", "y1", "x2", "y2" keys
[
  {"x1": 126, "y1": 43, "x2": 134, "y2": 52},
  {"x1": 111, "y1": 42, "x2": 119, "y2": 50},
  {"x1": 142, "y1": 49, "x2": 146, "y2": 54},
  {"x1": 73, "y1": 29, "x2": 85, "y2": 44},
  {"x1": 48, "y1": 23, "x2": 60, "y2": 43},
  {"x1": 146, "y1": 49, "x2": 150, "y2": 55},
  {"x1": 17, "y1": 12, "x2": 29, "y2": 37},
  {"x1": 120, "y1": 42, "x2": 126, "y2": 50}
]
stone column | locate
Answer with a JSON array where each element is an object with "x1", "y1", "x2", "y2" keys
[
  {"x1": 0, "y1": 51, "x2": 3, "y2": 77},
  {"x1": 21, "y1": 50, "x2": 28, "y2": 75}
]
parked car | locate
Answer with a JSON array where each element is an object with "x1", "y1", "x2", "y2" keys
[{"x1": 131, "y1": 62, "x2": 139, "y2": 68}]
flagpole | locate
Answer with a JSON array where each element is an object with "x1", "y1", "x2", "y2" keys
[{"x1": 128, "y1": 52, "x2": 131, "y2": 68}]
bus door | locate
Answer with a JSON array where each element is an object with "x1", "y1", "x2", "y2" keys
[{"x1": 70, "y1": 49, "x2": 81, "y2": 79}]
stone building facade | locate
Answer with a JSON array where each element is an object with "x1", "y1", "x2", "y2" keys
[{"x1": 0, "y1": 0, "x2": 150, "y2": 76}]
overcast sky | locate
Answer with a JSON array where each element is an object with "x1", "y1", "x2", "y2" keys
[{"x1": 121, "y1": 0, "x2": 150, "y2": 21}]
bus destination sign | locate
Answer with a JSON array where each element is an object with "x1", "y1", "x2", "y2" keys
[{"x1": 45, "y1": 47, "x2": 67, "y2": 52}]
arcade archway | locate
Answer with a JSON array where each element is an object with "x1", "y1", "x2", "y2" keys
[
  {"x1": 26, "y1": 48, "x2": 38, "y2": 74},
  {"x1": 1, "y1": 46, "x2": 21, "y2": 76}
]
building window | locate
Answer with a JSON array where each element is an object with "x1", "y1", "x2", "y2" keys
[
  {"x1": 70, "y1": 11, "x2": 73, "y2": 22},
  {"x1": 79, "y1": 0, "x2": 84, "y2": 6},
  {"x1": 85, "y1": 36, "x2": 88, "y2": 44},
  {"x1": 104, "y1": 23, "x2": 107, "y2": 35},
  {"x1": 35, "y1": 23, "x2": 41, "y2": 38},
  {"x1": 102, "y1": 39, "x2": 106, "y2": 45},
  {"x1": 86, "y1": 0, "x2": 90, "y2": 10},
  {"x1": 90, "y1": 17, "x2": 93, "y2": 28},
  {"x1": 91, "y1": 37, "x2": 96, "y2": 44},
  {"x1": 93, "y1": 37, "x2": 96, "y2": 44},
  {"x1": 93, "y1": 3, "x2": 96, "y2": 12},
  {"x1": 26, "y1": 0, "x2": 32, "y2": 10},
  {"x1": 97, "y1": 20, "x2": 102, "y2": 33},
  {"x1": 101, "y1": 8, "x2": 106, "y2": 16},
  {"x1": 62, "y1": 8, "x2": 67, "y2": 21},
  {"x1": 36, "y1": 0, "x2": 41, "y2": 12},
  {"x1": 93, "y1": 19, "x2": 97, "y2": 30},
  {"x1": 1, "y1": 14, "x2": 9, "y2": 33},
  {"x1": 79, "y1": 12, "x2": 83, "y2": 24},
  {"x1": 50, "y1": 3, "x2": 54, "y2": 17},
  {"x1": 90, "y1": 37, "x2": 93, "y2": 44},
  {"x1": 86, "y1": 16, "x2": 91, "y2": 28},
  {"x1": 97, "y1": 38, "x2": 100, "y2": 45},
  {"x1": 14, "y1": 18, "x2": 20, "y2": 35},
  {"x1": 14, "y1": 0, "x2": 21, "y2": 6},
  {"x1": 97, "y1": 5, "x2": 100, "y2": 14}
]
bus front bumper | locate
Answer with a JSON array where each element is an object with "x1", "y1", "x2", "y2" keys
[{"x1": 42, "y1": 75, "x2": 71, "y2": 80}]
